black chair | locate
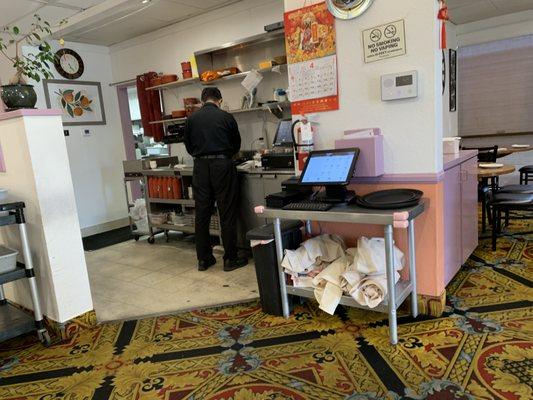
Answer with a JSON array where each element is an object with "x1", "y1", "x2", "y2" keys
[
  {"x1": 489, "y1": 192, "x2": 532, "y2": 250},
  {"x1": 461, "y1": 146, "x2": 499, "y2": 232},
  {"x1": 495, "y1": 185, "x2": 533, "y2": 226},
  {"x1": 520, "y1": 165, "x2": 533, "y2": 185}
]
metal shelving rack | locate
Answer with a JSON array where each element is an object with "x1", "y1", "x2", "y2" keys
[
  {"x1": 0, "y1": 200, "x2": 50, "y2": 345},
  {"x1": 142, "y1": 168, "x2": 222, "y2": 244},
  {"x1": 260, "y1": 200, "x2": 428, "y2": 345}
]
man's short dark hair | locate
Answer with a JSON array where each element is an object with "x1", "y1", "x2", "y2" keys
[{"x1": 201, "y1": 87, "x2": 222, "y2": 103}]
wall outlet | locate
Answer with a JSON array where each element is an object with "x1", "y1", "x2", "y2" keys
[
  {"x1": 64, "y1": 129, "x2": 70, "y2": 136},
  {"x1": 83, "y1": 129, "x2": 91, "y2": 137}
]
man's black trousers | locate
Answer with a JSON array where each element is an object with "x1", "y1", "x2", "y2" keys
[{"x1": 192, "y1": 157, "x2": 239, "y2": 261}]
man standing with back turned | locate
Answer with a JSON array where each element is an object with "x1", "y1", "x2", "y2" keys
[{"x1": 184, "y1": 87, "x2": 248, "y2": 272}]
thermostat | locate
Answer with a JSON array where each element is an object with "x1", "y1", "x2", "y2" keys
[{"x1": 381, "y1": 70, "x2": 418, "y2": 101}]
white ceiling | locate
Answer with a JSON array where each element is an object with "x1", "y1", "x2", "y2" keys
[
  {"x1": 3, "y1": 0, "x2": 533, "y2": 47},
  {"x1": 448, "y1": 0, "x2": 533, "y2": 24},
  {"x1": 0, "y1": 1, "x2": 106, "y2": 34},
  {"x1": 0, "y1": 0, "x2": 241, "y2": 46}
]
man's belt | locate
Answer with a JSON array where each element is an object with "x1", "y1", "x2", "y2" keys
[{"x1": 195, "y1": 154, "x2": 229, "y2": 159}]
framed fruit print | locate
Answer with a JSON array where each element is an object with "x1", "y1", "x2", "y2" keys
[
  {"x1": 54, "y1": 48, "x2": 84, "y2": 80},
  {"x1": 43, "y1": 80, "x2": 106, "y2": 126}
]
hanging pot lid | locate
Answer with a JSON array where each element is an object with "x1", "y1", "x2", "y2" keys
[{"x1": 326, "y1": 0, "x2": 375, "y2": 20}]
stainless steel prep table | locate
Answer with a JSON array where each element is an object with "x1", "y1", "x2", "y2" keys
[{"x1": 260, "y1": 199, "x2": 427, "y2": 345}]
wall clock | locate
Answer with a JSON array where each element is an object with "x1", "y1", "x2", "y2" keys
[
  {"x1": 326, "y1": 0, "x2": 374, "y2": 20},
  {"x1": 54, "y1": 48, "x2": 84, "y2": 80}
]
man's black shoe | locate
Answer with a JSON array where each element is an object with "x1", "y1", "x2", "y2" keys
[
  {"x1": 198, "y1": 255, "x2": 216, "y2": 271},
  {"x1": 223, "y1": 257, "x2": 248, "y2": 272}
]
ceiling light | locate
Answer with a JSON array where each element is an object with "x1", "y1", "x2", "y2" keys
[{"x1": 141, "y1": 0, "x2": 151, "y2": 4}]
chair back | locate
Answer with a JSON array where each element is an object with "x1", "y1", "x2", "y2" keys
[{"x1": 461, "y1": 145, "x2": 498, "y2": 163}]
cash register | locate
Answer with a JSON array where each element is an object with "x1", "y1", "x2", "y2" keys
[
  {"x1": 282, "y1": 148, "x2": 360, "y2": 212},
  {"x1": 261, "y1": 119, "x2": 295, "y2": 170}
]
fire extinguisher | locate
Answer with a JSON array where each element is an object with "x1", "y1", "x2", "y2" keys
[{"x1": 291, "y1": 117, "x2": 315, "y2": 175}]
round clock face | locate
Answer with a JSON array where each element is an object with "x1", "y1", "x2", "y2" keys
[
  {"x1": 326, "y1": 0, "x2": 374, "y2": 20},
  {"x1": 54, "y1": 49, "x2": 84, "y2": 79}
]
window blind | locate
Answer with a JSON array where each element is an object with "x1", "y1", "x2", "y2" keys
[{"x1": 458, "y1": 35, "x2": 533, "y2": 136}]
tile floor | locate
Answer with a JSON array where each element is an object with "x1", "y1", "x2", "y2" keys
[{"x1": 84, "y1": 237, "x2": 259, "y2": 322}]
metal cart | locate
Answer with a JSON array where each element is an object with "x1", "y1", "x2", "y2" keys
[
  {"x1": 0, "y1": 199, "x2": 50, "y2": 346},
  {"x1": 260, "y1": 199, "x2": 427, "y2": 345},
  {"x1": 123, "y1": 173, "x2": 146, "y2": 241},
  {"x1": 143, "y1": 167, "x2": 222, "y2": 244}
]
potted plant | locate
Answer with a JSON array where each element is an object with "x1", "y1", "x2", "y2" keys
[{"x1": 0, "y1": 15, "x2": 64, "y2": 110}]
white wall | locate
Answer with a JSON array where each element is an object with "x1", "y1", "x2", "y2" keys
[
  {"x1": 443, "y1": 23, "x2": 459, "y2": 138},
  {"x1": 23, "y1": 42, "x2": 128, "y2": 233},
  {"x1": 284, "y1": 0, "x2": 442, "y2": 174},
  {"x1": 109, "y1": 0, "x2": 288, "y2": 162},
  {"x1": 0, "y1": 114, "x2": 93, "y2": 323},
  {"x1": 457, "y1": 10, "x2": 533, "y2": 47}
]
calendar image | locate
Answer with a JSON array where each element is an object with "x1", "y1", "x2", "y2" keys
[
  {"x1": 285, "y1": 2, "x2": 339, "y2": 115},
  {"x1": 284, "y1": 2, "x2": 336, "y2": 64}
]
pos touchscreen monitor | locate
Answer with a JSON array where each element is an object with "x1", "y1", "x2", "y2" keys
[{"x1": 298, "y1": 148, "x2": 360, "y2": 186}]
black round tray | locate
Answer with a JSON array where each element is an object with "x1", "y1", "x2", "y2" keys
[{"x1": 357, "y1": 189, "x2": 423, "y2": 210}]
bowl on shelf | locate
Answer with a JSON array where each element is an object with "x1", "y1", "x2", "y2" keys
[
  {"x1": 161, "y1": 74, "x2": 178, "y2": 84},
  {"x1": 150, "y1": 76, "x2": 163, "y2": 86},
  {"x1": 171, "y1": 110, "x2": 187, "y2": 119}
]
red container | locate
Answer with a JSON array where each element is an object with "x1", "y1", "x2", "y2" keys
[
  {"x1": 173, "y1": 177, "x2": 182, "y2": 199},
  {"x1": 181, "y1": 61, "x2": 193, "y2": 80}
]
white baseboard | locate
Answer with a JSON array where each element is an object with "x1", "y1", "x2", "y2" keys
[{"x1": 81, "y1": 217, "x2": 130, "y2": 237}]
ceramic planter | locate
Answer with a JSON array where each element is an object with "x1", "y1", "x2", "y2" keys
[{"x1": 0, "y1": 84, "x2": 37, "y2": 110}]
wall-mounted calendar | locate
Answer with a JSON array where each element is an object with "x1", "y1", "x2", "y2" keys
[{"x1": 284, "y1": 2, "x2": 339, "y2": 115}]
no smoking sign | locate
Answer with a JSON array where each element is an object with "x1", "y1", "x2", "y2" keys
[{"x1": 362, "y1": 20, "x2": 406, "y2": 63}]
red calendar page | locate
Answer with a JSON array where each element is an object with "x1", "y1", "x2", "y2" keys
[{"x1": 284, "y1": 1, "x2": 339, "y2": 115}]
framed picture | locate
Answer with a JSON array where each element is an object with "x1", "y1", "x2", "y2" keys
[
  {"x1": 449, "y1": 49, "x2": 457, "y2": 112},
  {"x1": 43, "y1": 80, "x2": 106, "y2": 126}
]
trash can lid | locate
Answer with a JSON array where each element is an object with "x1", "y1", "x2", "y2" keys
[{"x1": 246, "y1": 220, "x2": 303, "y2": 240}]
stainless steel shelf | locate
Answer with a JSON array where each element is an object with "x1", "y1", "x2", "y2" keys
[
  {"x1": 149, "y1": 117, "x2": 187, "y2": 125},
  {"x1": 261, "y1": 200, "x2": 427, "y2": 226},
  {"x1": 151, "y1": 223, "x2": 220, "y2": 236},
  {"x1": 146, "y1": 77, "x2": 200, "y2": 91},
  {"x1": 200, "y1": 64, "x2": 287, "y2": 85},
  {"x1": 148, "y1": 198, "x2": 195, "y2": 206},
  {"x1": 286, "y1": 280, "x2": 413, "y2": 314}
]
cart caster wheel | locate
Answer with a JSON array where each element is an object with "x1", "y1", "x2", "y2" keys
[
  {"x1": 134, "y1": 235, "x2": 140, "y2": 242},
  {"x1": 39, "y1": 330, "x2": 52, "y2": 347},
  {"x1": 147, "y1": 236, "x2": 155, "y2": 244}
]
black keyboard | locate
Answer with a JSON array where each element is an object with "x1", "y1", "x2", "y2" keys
[{"x1": 282, "y1": 201, "x2": 333, "y2": 212}]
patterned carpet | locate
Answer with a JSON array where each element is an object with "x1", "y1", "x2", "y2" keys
[{"x1": 0, "y1": 217, "x2": 531, "y2": 399}]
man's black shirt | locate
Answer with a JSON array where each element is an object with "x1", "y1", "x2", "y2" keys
[{"x1": 184, "y1": 102, "x2": 241, "y2": 157}]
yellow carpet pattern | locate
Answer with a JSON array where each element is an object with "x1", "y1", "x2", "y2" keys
[{"x1": 0, "y1": 217, "x2": 531, "y2": 399}]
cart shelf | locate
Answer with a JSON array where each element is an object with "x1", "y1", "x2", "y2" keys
[
  {"x1": 0, "y1": 263, "x2": 27, "y2": 285},
  {"x1": 152, "y1": 223, "x2": 220, "y2": 237},
  {"x1": 0, "y1": 214, "x2": 17, "y2": 227},
  {"x1": 286, "y1": 280, "x2": 413, "y2": 315},
  {"x1": 148, "y1": 198, "x2": 195, "y2": 206},
  {"x1": 0, "y1": 303, "x2": 36, "y2": 342}
]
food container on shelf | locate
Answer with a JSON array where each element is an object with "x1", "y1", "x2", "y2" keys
[
  {"x1": 0, "y1": 246, "x2": 18, "y2": 274},
  {"x1": 443, "y1": 137, "x2": 462, "y2": 155},
  {"x1": 161, "y1": 74, "x2": 178, "y2": 84},
  {"x1": 181, "y1": 61, "x2": 192, "y2": 79},
  {"x1": 149, "y1": 212, "x2": 169, "y2": 225},
  {"x1": 150, "y1": 76, "x2": 162, "y2": 86},
  {"x1": 171, "y1": 110, "x2": 187, "y2": 118}
]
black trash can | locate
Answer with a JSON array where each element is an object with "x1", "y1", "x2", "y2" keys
[{"x1": 246, "y1": 221, "x2": 303, "y2": 316}]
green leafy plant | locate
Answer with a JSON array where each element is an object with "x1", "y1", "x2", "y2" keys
[{"x1": 0, "y1": 14, "x2": 66, "y2": 84}]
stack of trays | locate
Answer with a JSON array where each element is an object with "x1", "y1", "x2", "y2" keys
[{"x1": 356, "y1": 189, "x2": 423, "y2": 209}]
